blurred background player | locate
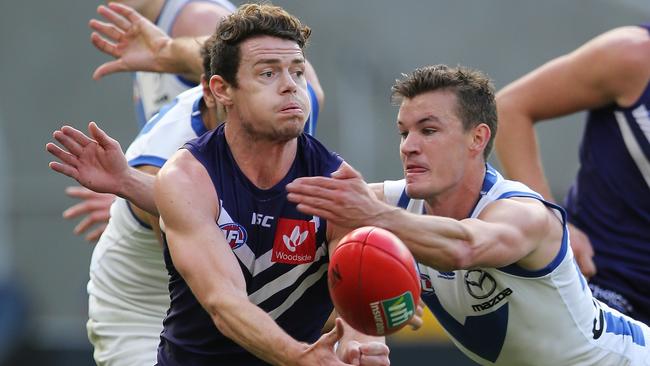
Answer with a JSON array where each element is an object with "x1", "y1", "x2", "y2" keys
[
  {"x1": 287, "y1": 64, "x2": 650, "y2": 365},
  {"x1": 495, "y1": 25, "x2": 650, "y2": 325},
  {"x1": 63, "y1": 0, "x2": 235, "y2": 243}
]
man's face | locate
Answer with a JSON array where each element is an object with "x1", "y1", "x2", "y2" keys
[
  {"x1": 229, "y1": 35, "x2": 310, "y2": 142},
  {"x1": 397, "y1": 90, "x2": 473, "y2": 199}
]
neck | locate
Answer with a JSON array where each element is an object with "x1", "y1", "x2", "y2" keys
[
  {"x1": 423, "y1": 161, "x2": 487, "y2": 220},
  {"x1": 224, "y1": 122, "x2": 298, "y2": 190},
  {"x1": 200, "y1": 102, "x2": 222, "y2": 131}
]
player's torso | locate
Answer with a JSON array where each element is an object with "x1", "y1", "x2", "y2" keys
[
  {"x1": 89, "y1": 198, "x2": 168, "y2": 316},
  {"x1": 159, "y1": 127, "x2": 342, "y2": 364},
  {"x1": 567, "y1": 48, "x2": 650, "y2": 313},
  {"x1": 384, "y1": 167, "x2": 650, "y2": 365},
  {"x1": 132, "y1": 0, "x2": 236, "y2": 127},
  {"x1": 89, "y1": 86, "x2": 207, "y2": 314}
]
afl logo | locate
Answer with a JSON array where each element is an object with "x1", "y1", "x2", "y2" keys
[
  {"x1": 464, "y1": 270, "x2": 497, "y2": 299},
  {"x1": 219, "y1": 223, "x2": 247, "y2": 249}
]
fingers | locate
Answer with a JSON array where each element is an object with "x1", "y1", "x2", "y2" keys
[
  {"x1": 62, "y1": 125, "x2": 94, "y2": 147},
  {"x1": 73, "y1": 209, "x2": 111, "y2": 235},
  {"x1": 62, "y1": 194, "x2": 115, "y2": 219},
  {"x1": 408, "y1": 306, "x2": 424, "y2": 330},
  {"x1": 48, "y1": 161, "x2": 78, "y2": 180},
  {"x1": 85, "y1": 223, "x2": 108, "y2": 242},
  {"x1": 358, "y1": 342, "x2": 390, "y2": 366},
  {"x1": 65, "y1": 186, "x2": 97, "y2": 199},
  {"x1": 89, "y1": 19, "x2": 124, "y2": 43},
  {"x1": 97, "y1": 4, "x2": 132, "y2": 31},
  {"x1": 331, "y1": 162, "x2": 362, "y2": 180},
  {"x1": 577, "y1": 255, "x2": 597, "y2": 279},
  {"x1": 46, "y1": 142, "x2": 79, "y2": 168},
  {"x1": 52, "y1": 130, "x2": 84, "y2": 157},
  {"x1": 88, "y1": 122, "x2": 118, "y2": 150}
]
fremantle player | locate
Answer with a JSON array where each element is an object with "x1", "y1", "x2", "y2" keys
[
  {"x1": 495, "y1": 25, "x2": 650, "y2": 325},
  {"x1": 49, "y1": 4, "x2": 388, "y2": 365},
  {"x1": 48, "y1": 27, "x2": 324, "y2": 365},
  {"x1": 287, "y1": 65, "x2": 650, "y2": 365}
]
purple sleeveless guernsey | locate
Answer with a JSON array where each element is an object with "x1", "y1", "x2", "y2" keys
[
  {"x1": 157, "y1": 124, "x2": 343, "y2": 365},
  {"x1": 565, "y1": 24, "x2": 650, "y2": 325}
]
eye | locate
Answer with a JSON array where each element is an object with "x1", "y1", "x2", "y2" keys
[
  {"x1": 261, "y1": 71, "x2": 274, "y2": 78},
  {"x1": 422, "y1": 128, "x2": 437, "y2": 135},
  {"x1": 399, "y1": 130, "x2": 408, "y2": 139}
]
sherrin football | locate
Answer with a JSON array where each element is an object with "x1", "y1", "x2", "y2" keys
[{"x1": 328, "y1": 226, "x2": 421, "y2": 336}]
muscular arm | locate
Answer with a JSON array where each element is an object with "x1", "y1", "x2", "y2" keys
[
  {"x1": 155, "y1": 150, "x2": 348, "y2": 366},
  {"x1": 289, "y1": 165, "x2": 562, "y2": 271},
  {"x1": 495, "y1": 26, "x2": 650, "y2": 201},
  {"x1": 494, "y1": 26, "x2": 650, "y2": 277}
]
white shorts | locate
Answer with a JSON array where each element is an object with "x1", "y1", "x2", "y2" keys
[
  {"x1": 87, "y1": 294, "x2": 163, "y2": 366},
  {"x1": 86, "y1": 198, "x2": 170, "y2": 366}
]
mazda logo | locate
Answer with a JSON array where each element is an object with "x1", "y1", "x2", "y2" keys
[{"x1": 464, "y1": 270, "x2": 497, "y2": 299}]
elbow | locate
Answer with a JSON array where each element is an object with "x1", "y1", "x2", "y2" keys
[
  {"x1": 441, "y1": 240, "x2": 474, "y2": 271},
  {"x1": 203, "y1": 294, "x2": 239, "y2": 339}
]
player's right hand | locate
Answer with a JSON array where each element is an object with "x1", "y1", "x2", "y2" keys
[
  {"x1": 63, "y1": 186, "x2": 115, "y2": 242},
  {"x1": 299, "y1": 318, "x2": 355, "y2": 366},
  {"x1": 89, "y1": 2, "x2": 170, "y2": 79},
  {"x1": 568, "y1": 223, "x2": 596, "y2": 279}
]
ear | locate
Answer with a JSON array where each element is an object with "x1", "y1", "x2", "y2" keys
[
  {"x1": 209, "y1": 74, "x2": 234, "y2": 106},
  {"x1": 468, "y1": 123, "x2": 491, "y2": 157},
  {"x1": 201, "y1": 75, "x2": 217, "y2": 108}
]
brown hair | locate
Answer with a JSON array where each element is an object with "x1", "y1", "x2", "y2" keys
[
  {"x1": 392, "y1": 64, "x2": 497, "y2": 159},
  {"x1": 208, "y1": 3, "x2": 311, "y2": 87}
]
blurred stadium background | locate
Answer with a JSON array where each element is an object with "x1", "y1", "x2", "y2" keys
[{"x1": 0, "y1": 0, "x2": 648, "y2": 364}]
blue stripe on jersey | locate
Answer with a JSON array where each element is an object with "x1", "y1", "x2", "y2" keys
[
  {"x1": 604, "y1": 311, "x2": 646, "y2": 346},
  {"x1": 128, "y1": 155, "x2": 167, "y2": 168},
  {"x1": 423, "y1": 291, "x2": 508, "y2": 362},
  {"x1": 306, "y1": 83, "x2": 319, "y2": 136},
  {"x1": 175, "y1": 74, "x2": 198, "y2": 88},
  {"x1": 126, "y1": 201, "x2": 152, "y2": 229},
  {"x1": 497, "y1": 193, "x2": 570, "y2": 278},
  {"x1": 191, "y1": 96, "x2": 208, "y2": 136},
  {"x1": 397, "y1": 189, "x2": 410, "y2": 209},
  {"x1": 139, "y1": 97, "x2": 180, "y2": 136}
]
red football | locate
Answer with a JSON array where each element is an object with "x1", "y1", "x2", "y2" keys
[{"x1": 328, "y1": 226, "x2": 421, "y2": 336}]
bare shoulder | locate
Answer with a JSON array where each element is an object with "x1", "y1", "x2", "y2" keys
[
  {"x1": 155, "y1": 149, "x2": 218, "y2": 222},
  {"x1": 479, "y1": 197, "x2": 557, "y2": 237},
  {"x1": 157, "y1": 149, "x2": 214, "y2": 196},
  {"x1": 171, "y1": 2, "x2": 232, "y2": 37}
]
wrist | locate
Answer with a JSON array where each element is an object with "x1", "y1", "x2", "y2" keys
[{"x1": 116, "y1": 167, "x2": 139, "y2": 199}]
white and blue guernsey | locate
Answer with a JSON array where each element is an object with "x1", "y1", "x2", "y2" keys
[{"x1": 384, "y1": 165, "x2": 650, "y2": 365}]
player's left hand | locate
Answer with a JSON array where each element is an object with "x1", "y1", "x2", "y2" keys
[
  {"x1": 287, "y1": 163, "x2": 396, "y2": 228},
  {"x1": 63, "y1": 186, "x2": 115, "y2": 242},
  {"x1": 407, "y1": 300, "x2": 425, "y2": 331},
  {"x1": 338, "y1": 340, "x2": 390, "y2": 366},
  {"x1": 47, "y1": 121, "x2": 129, "y2": 196}
]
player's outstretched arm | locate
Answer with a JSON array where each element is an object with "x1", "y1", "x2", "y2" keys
[
  {"x1": 90, "y1": 2, "x2": 206, "y2": 81},
  {"x1": 63, "y1": 186, "x2": 115, "y2": 242},
  {"x1": 155, "y1": 150, "x2": 353, "y2": 366},
  {"x1": 288, "y1": 164, "x2": 562, "y2": 272},
  {"x1": 46, "y1": 122, "x2": 157, "y2": 215}
]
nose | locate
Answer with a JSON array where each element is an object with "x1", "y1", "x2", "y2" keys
[
  {"x1": 400, "y1": 131, "x2": 420, "y2": 157},
  {"x1": 279, "y1": 69, "x2": 297, "y2": 94}
]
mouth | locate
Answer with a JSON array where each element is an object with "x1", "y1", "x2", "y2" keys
[
  {"x1": 405, "y1": 163, "x2": 427, "y2": 173},
  {"x1": 279, "y1": 103, "x2": 304, "y2": 114}
]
